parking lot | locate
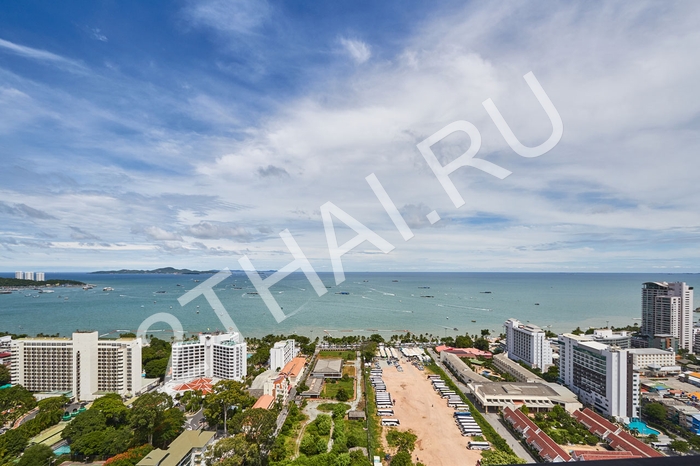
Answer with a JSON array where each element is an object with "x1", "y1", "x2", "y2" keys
[{"x1": 378, "y1": 359, "x2": 483, "y2": 465}]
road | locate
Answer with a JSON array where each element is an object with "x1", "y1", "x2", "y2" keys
[
  {"x1": 427, "y1": 348, "x2": 537, "y2": 464},
  {"x1": 185, "y1": 408, "x2": 205, "y2": 430}
]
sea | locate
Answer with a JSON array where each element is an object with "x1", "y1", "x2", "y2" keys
[{"x1": 1, "y1": 272, "x2": 699, "y2": 340}]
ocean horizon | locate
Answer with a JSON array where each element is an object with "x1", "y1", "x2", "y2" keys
[{"x1": 1, "y1": 272, "x2": 699, "y2": 340}]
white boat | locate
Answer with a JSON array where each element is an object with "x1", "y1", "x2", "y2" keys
[
  {"x1": 103, "y1": 287, "x2": 114, "y2": 292},
  {"x1": 40, "y1": 289, "x2": 54, "y2": 293}
]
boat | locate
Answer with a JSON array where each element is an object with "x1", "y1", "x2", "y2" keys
[
  {"x1": 446, "y1": 317, "x2": 449, "y2": 320},
  {"x1": 453, "y1": 327, "x2": 458, "y2": 331},
  {"x1": 247, "y1": 292, "x2": 259, "y2": 295},
  {"x1": 471, "y1": 320, "x2": 476, "y2": 323},
  {"x1": 103, "y1": 287, "x2": 114, "y2": 292},
  {"x1": 0, "y1": 291, "x2": 11, "y2": 295},
  {"x1": 83, "y1": 285, "x2": 94, "y2": 290},
  {"x1": 40, "y1": 289, "x2": 54, "y2": 293},
  {"x1": 392, "y1": 280, "x2": 399, "y2": 282},
  {"x1": 480, "y1": 291, "x2": 492, "y2": 294},
  {"x1": 155, "y1": 291, "x2": 166, "y2": 294},
  {"x1": 335, "y1": 291, "x2": 350, "y2": 295},
  {"x1": 534, "y1": 303, "x2": 540, "y2": 306},
  {"x1": 418, "y1": 286, "x2": 430, "y2": 289},
  {"x1": 420, "y1": 295, "x2": 434, "y2": 298}
]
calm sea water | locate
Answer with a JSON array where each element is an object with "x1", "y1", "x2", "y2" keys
[{"x1": 1, "y1": 272, "x2": 699, "y2": 339}]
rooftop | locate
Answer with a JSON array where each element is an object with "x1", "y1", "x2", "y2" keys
[
  {"x1": 137, "y1": 430, "x2": 215, "y2": 466},
  {"x1": 476, "y1": 382, "x2": 559, "y2": 397},
  {"x1": 312, "y1": 358, "x2": 343, "y2": 375}
]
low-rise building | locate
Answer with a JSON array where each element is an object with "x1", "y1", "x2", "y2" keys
[
  {"x1": 137, "y1": 430, "x2": 215, "y2": 466},
  {"x1": 440, "y1": 351, "x2": 489, "y2": 385},
  {"x1": 492, "y1": 352, "x2": 545, "y2": 383},
  {"x1": 503, "y1": 406, "x2": 571, "y2": 462},
  {"x1": 472, "y1": 382, "x2": 560, "y2": 413},
  {"x1": 627, "y1": 348, "x2": 679, "y2": 374},
  {"x1": 311, "y1": 359, "x2": 343, "y2": 379}
]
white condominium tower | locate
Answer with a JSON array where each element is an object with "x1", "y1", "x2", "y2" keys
[
  {"x1": 504, "y1": 318, "x2": 553, "y2": 370},
  {"x1": 14, "y1": 271, "x2": 23, "y2": 279},
  {"x1": 35, "y1": 272, "x2": 45, "y2": 281},
  {"x1": 642, "y1": 282, "x2": 694, "y2": 351},
  {"x1": 558, "y1": 333, "x2": 639, "y2": 420},
  {"x1": 11, "y1": 332, "x2": 142, "y2": 401},
  {"x1": 270, "y1": 339, "x2": 297, "y2": 372},
  {"x1": 171, "y1": 333, "x2": 246, "y2": 382}
]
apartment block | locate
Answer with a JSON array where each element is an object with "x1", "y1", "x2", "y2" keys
[
  {"x1": 270, "y1": 339, "x2": 297, "y2": 372},
  {"x1": 558, "y1": 333, "x2": 639, "y2": 420},
  {"x1": 10, "y1": 332, "x2": 142, "y2": 401},
  {"x1": 171, "y1": 333, "x2": 246, "y2": 382},
  {"x1": 642, "y1": 281, "x2": 694, "y2": 352},
  {"x1": 504, "y1": 318, "x2": 553, "y2": 370}
]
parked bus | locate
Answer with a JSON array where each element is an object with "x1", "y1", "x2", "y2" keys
[
  {"x1": 468, "y1": 441, "x2": 490, "y2": 450},
  {"x1": 377, "y1": 410, "x2": 395, "y2": 417},
  {"x1": 381, "y1": 419, "x2": 400, "y2": 427}
]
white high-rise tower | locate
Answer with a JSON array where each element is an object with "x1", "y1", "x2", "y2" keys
[{"x1": 642, "y1": 282, "x2": 694, "y2": 352}]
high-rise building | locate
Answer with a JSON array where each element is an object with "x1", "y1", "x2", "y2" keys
[
  {"x1": 641, "y1": 282, "x2": 694, "y2": 352},
  {"x1": 558, "y1": 333, "x2": 639, "y2": 420},
  {"x1": 170, "y1": 333, "x2": 246, "y2": 382},
  {"x1": 504, "y1": 319, "x2": 553, "y2": 370},
  {"x1": 10, "y1": 332, "x2": 142, "y2": 401},
  {"x1": 270, "y1": 339, "x2": 298, "y2": 372},
  {"x1": 23, "y1": 272, "x2": 34, "y2": 281},
  {"x1": 14, "y1": 271, "x2": 23, "y2": 280},
  {"x1": 35, "y1": 272, "x2": 45, "y2": 282}
]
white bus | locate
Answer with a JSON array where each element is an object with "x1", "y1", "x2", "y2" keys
[
  {"x1": 381, "y1": 419, "x2": 400, "y2": 427},
  {"x1": 468, "y1": 441, "x2": 490, "y2": 450},
  {"x1": 377, "y1": 410, "x2": 395, "y2": 417}
]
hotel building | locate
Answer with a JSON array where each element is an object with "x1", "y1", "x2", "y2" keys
[
  {"x1": 558, "y1": 333, "x2": 639, "y2": 420},
  {"x1": 170, "y1": 333, "x2": 246, "y2": 382},
  {"x1": 10, "y1": 332, "x2": 142, "y2": 401},
  {"x1": 504, "y1": 318, "x2": 553, "y2": 370},
  {"x1": 14, "y1": 271, "x2": 23, "y2": 279},
  {"x1": 269, "y1": 339, "x2": 297, "y2": 372},
  {"x1": 641, "y1": 281, "x2": 694, "y2": 352}
]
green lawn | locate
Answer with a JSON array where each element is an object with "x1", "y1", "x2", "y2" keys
[
  {"x1": 321, "y1": 378, "x2": 355, "y2": 400},
  {"x1": 318, "y1": 350, "x2": 356, "y2": 360}
]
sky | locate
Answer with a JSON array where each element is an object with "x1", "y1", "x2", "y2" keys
[{"x1": 1, "y1": 0, "x2": 699, "y2": 273}]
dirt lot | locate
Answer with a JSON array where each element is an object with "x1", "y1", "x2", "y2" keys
[{"x1": 379, "y1": 360, "x2": 483, "y2": 466}]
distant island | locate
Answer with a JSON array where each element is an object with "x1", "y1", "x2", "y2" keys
[
  {"x1": 0, "y1": 278, "x2": 85, "y2": 288},
  {"x1": 90, "y1": 267, "x2": 221, "y2": 275}
]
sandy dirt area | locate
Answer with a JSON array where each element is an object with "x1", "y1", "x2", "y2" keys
[{"x1": 379, "y1": 360, "x2": 483, "y2": 466}]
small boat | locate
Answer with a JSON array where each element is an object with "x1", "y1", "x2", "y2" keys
[
  {"x1": 420, "y1": 295, "x2": 434, "y2": 298},
  {"x1": 480, "y1": 291, "x2": 492, "y2": 294},
  {"x1": 103, "y1": 287, "x2": 114, "y2": 292},
  {"x1": 535, "y1": 303, "x2": 540, "y2": 306},
  {"x1": 0, "y1": 291, "x2": 11, "y2": 295},
  {"x1": 40, "y1": 289, "x2": 54, "y2": 293},
  {"x1": 446, "y1": 317, "x2": 449, "y2": 320},
  {"x1": 155, "y1": 291, "x2": 166, "y2": 294},
  {"x1": 418, "y1": 286, "x2": 430, "y2": 289},
  {"x1": 176, "y1": 284, "x2": 182, "y2": 287},
  {"x1": 392, "y1": 280, "x2": 399, "y2": 282},
  {"x1": 335, "y1": 291, "x2": 350, "y2": 295},
  {"x1": 453, "y1": 327, "x2": 458, "y2": 331},
  {"x1": 247, "y1": 292, "x2": 259, "y2": 295},
  {"x1": 471, "y1": 320, "x2": 476, "y2": 323}
]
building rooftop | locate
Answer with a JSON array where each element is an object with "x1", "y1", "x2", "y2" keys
[
  {"x1": 312, "y1": 358, "x2": 343, "y2": 375},
  {"x1": 628, "y1": 348, "x2": 674, "y2": 355},
  {"x1": 137, "y1": 430, "x2": 215, "y2": 466},
  {"x1": 281, "y1": 357, "x2": 306, "y2": 378},
  {"x1": 253, "y1": 394, "x2": 275, "y2": 409},
  {"x1": 476, "y1": 382, "x2": 559, "y2": 397}
]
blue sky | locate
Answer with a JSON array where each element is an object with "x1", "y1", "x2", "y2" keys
[{"x1": 1, "y1": 0, "x2": 700, "y2": 272}]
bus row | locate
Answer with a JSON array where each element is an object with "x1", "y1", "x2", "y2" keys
[
  {"x1": 454, "y1": 412, "x2": 483, "y2": 437},
  {"x1": 428, "y1": 375, "x2": 468, "y2": 410}
]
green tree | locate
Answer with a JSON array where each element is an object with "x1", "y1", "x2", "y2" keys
[
  {"x1": 204, "y1": 380, "x2": 255, "y2": 435},
  {"x1": 386, "y1": 429, "x2": 417, "y2": 453},
  {"x1": 520, "y1": 404, "x2": 529, "y2": 415},
  {"x1": 91, "y1": 393, "x2": 130, "y2": 426},
  {"x1": 0, "y1": 364, "x2": 10, "y2": 385},
  {"x1": 474, "y1": 338, "x2": 490, "y2": 351},
  {"x1": 153, "y1": 408, "x2": 185, "y2": 448},
  {"x1": 207, "y1": 434, "x2": 261, "y2": 465},
  {"x1": 230, "y1": 408, "x2": 277, "y2": 449},
  {"x1": 336, "y1": 387, "x2": 350, "y2": 402},
  {"x1": 642, "y1": 403, "x2": 667, "y2": 423},
  {"x1": 0, "y1": 385, "x2": 37, "y2": 425},
  {"x1": 62, "y1": 409, "x2": 107, "y2": 442},
  {"x1": 144, "y1": 358, "x2": 169, "y2": 380},
  {"x1": 130, "y1": 392, "x2": 174, "y2": 446},
  {"x1": 670, "y1": 440, "x2": 689, "y2": 453},
  {"x1": 390, "y1": 451, "x2": 413, "y2": 466},
  {"x1": 571, "y1": 327, "x2": 583, "y2": 335},
  {"x1": 0, "y1": 428, "x2": 29, "y2": 457},
  {"x1": 454, "y1": 335, "x2": 473, "y2": 348},
  {"x1": 480, "y1": 450, "x2": 526, "y2": 465},
  {"x1": 17, "y1": 443, "x2": 54, "y2": 466}
]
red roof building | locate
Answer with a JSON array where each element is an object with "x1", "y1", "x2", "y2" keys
[
  {"x1": 172, "y1": 377, "x2": 213, "y2": 395},
  {"x1": 572, "y1": 408, "x2": 663, "y2": 458},
  {"x1": 571, "y1": 450, "x2": 643, "y2": 461},
  {"x1": 503, "y1": 406, "x2": 571, "y2": 462}
]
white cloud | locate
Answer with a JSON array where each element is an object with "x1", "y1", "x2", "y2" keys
[
  {"x1": 0, "y1": 38, "x2": 86, "y2": 72},
  {"x1": 183, "y1": 0, "x2": 270, "y2": 34},
  {"x1": 340, "y1": 38, "x2": 371, "y2": 64},
  {"x1": 144, "y1": 226, "x2": 183, "y2": 241}
]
